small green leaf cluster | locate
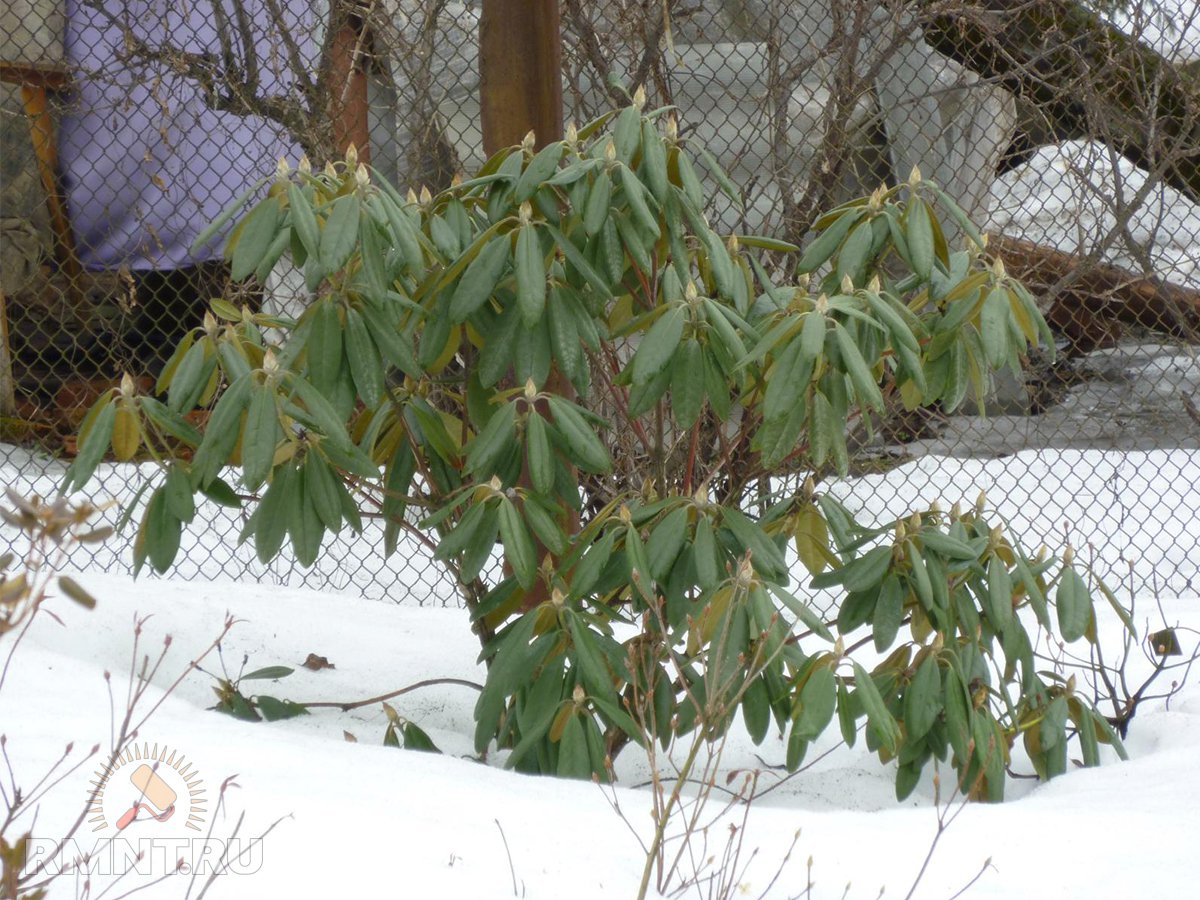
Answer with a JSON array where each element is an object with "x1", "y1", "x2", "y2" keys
[{"x1": 64, "y1": 103, "x2": 1119, "y2": 800}]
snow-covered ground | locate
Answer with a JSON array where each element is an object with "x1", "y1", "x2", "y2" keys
[{"x1": 3, "y1": 446, "x2": 1198, "y2": 899}]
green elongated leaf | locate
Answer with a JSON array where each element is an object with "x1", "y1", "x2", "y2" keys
[
  {"x1": 522, "y1": 496, "x2": 566, "y2": 556},
  {"x1": 693, "y1": 516, "x2": 721, "y2": 590},
  {"x1": 545, "y1": 396, "x2": 610, "y2": 473},
  {"x1": 631, "y1": 305, "x2": 685, "y2": 385},
  {"x1": 547, "y1": 289, "x2": 583, "y2": 383},
  {"x1": 498, "y1": 497, "x2": 537, "y2": 589},
  {"x1": 812, "y1": 544, "x2": 890, "y2": 593},
  {"x1": 742, "y1": 676, "x2": 771, "y2": 744},
  {"x1": 307, "y1": 299, "x2": 344, "y2": 394},
  {"x1": 167, "y1": 339, "x2": 210, "y2": 414},
  {"x1": 873, "y1": 575, "x2": 904, "y2": 651},
  {"x1": 796, "y1": 665, "x2": 836, "y2": 740},
  {"x1": 985, "y1": 555, "x2": 1014, "y2": 630},
  {"x1": 449, "y1": 236, "x2": 511, "y2": 321},
  {"x1": 833, "y1": 323, "x2": 884, "y2": 411},
  {"x1": 435, "y1": 498, "x2": 492, "y2": 562},
  {"x1": 242, "y1": 665, "x2": 294, "y2": 681},
  {"x1": 256, "y1": 696, "x2": 309, "y2": 721},
  {"x1": 837, "y1": 678, "x2": 857, "y2": 746},
  {"x1": 254, "y1": 228, "x2": 290, "y2": 283},
  {"x1": 319, "y1": 193, "x2": 361, "y2": 274},
  {"x1": 358, "y1": 300, "x2": 420, "y2": 378},
  {"x1": 525, "y1": 410, "x2": 556, "y2": 494},
  {"x1": 344, "y1": 307, "x2": 385, "y2": 407},
  {"x1": 252, "y1": 464, "x2": 292, "y2": 564},
  {"x1": 696, "y1": 145, "x2": 742, "y2": 208},
  {"x1": 241, "y1": 382, "x2": 280, "y2": 491},
  {"x1": 646, "y1": 506, "x2": 688, "y2": 581},
  {"x1": 515, "y1": 223, "x2": 547, "y2": 325},
  {"x1": 798, "y1": 209, "x2": 860, "y2": 273},
  {"x1": 163, "y1": 465, "x2": 195, "y2": 524},
  {"x1": 556, "y1": 714, "x2": 592, "y2": 780},
  {"x1": 515, "y1": 141, "x2": 565, "y2": 201},
  {"x1": 583, "y1": 173, "x2": 613, "y2": 236},
  {"x1": 144, "y1": 487, "x2": 182, "y2": 574},
  {"x1": 571, "y1": 529, "x2": 615, "y2": 599},
  {"x1": 547, "y1": 223, "x2": 611, "y2": 299},
  {"x1": 640, "y1": 119, "x2": 669, "y2": 202},
  {"x1": 229, "y1": 198, "x2": 282, "y2": 281},
  {"x1": 720, "y1": 508, "x2": 787, "y2": 580},
  {"x1": 617, "y1": 163, "x2": 660, "y2": 239},
  {"x1": 191, "y1": 375, "x2": 251, "y2": 486},
  {"x1": 568, "y1": 613, "x2": 614, "y2": 700},
  {"x1": 288, "y1": 184, "x2": 320, "y2": 259},
  {"x1": 980, "y1": 286, "x2": 1011, "y2": 370},
  {"x1": 671, "y1": 338, "x2": 705, "y2": 428},
  {"x1": 65, "y1": 395, "x2": 115, "y2": 493},
  {"x1": 191, "y1": 175, "x2": 267, "y2": 254},
  {"x1": 289, "y1": 466, "x2": 323, "y2": 567},
  {"x1": 305, "y1": 451, "x2": 343, "y2": 532},
  {"x1": 1056, "y1": 566, "x2": 1091, "y2": 642},
  {"x1": 768, "y1": 583, "x2": 833, "y2": 642},
  {"x1": 466, "y1": 401, "x2": 516, "y2": 476},
  {"x1": 852, "y1": 662, "x2": 901, "y2": 754},
  {"x1": 836, "y1": 222, "x2": 875, "y2": 286},
  {"x1": 905, "y1": 198, "x2": 935, "y2": 281},
  {"x1": 905, "y1": 653, "x2": 942, "y2": 740},
  {"x1": 763, "y1": 337, "x2": 810, "y2": 423},
  {"x1": 906, "y1": 540, "x2": 935, "y2": 610}
]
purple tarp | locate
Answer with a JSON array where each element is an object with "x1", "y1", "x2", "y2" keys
[{"x1": 60, "y1": 0, "x2": 315, "y2": 271}]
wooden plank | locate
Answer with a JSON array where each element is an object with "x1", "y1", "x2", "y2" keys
[{"x1": 479, "y1": 0, "x2": 563, "y2": 154}]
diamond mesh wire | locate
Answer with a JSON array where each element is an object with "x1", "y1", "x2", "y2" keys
[{"x1": 2, "y1": 0, "x2": 1197, "y2": 604}]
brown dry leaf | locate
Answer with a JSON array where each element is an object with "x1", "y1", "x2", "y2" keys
[
  {"x1": 301, "y1": 652, "x2": 335, "y2": 671},
  {"x1": 343, "y1": 731, "x2": 358, "y2": 743}
]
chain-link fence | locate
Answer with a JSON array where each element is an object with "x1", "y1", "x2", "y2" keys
[{"x1": 2, "y1": 0, "x2": 1198, "y2": 603}]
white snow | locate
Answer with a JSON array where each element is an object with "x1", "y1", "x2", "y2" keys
[{"x1": 3, "y1": 443, "x2": 1199, "y2": 899}]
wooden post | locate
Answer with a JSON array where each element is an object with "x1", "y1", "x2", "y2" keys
[
  {"x1": 0, "y1": 286, "x2": 15, "y2": 420},
  {"x1": 327, "y1": 3, "x2": 372, "y2": 163},
  {"x1": 479, "y1": 0, "x2": 563, "y2": 154}
]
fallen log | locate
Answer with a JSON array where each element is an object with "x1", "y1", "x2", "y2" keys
[
  {"x1": 989, "y1": 231, "x2": 1200, "y2": 354},
  {"x1": 923, "y1": 0, "x2": 1200, "y2": 207}
]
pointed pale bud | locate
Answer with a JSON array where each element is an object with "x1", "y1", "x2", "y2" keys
[
  {"x1": 797, "y1": 273, "x2": 810, "y2": 293},
  {"x1": 451, "y1": 173, "x2": 463, "y2": 187},
  {"x1": 551, "y1": 587, "x2": 565, "y2": 608},
  {"x1": 488, "y1": 475, "x2": 503, "y2": 492},
  {"x1": 909, "y1": 511, "x2": 922, "y2": 531},
  {"x1": 930, "y1": 499, "x2": 942, "y2": 516},
  {"x1": 976, "y1": 490, "x2": 988, "y2": 513},
  {"x1": 727, "y1": 234, "x2": 740, "y2": 253},
  {"x1": 406, "y1": 187, "x2": 419, "y2": 205},
  {"x1": 992, "y1": 256, "x2": 1006, "y2": 278},
  {"x1": 572, "y1": 684, "x2": 586, "y2": 704},
  {"x1": 565, "y1": 121, "x2": 578, "y2": 145},
  {"x1": 323, "y1": 161, "x2": 338, "y2": 179},
  {"x1": 355, "y1": 163, "x2": 370, "y2": 188},
  {"x1": 618, "y1": 504, "x2": 632, "y2": 525},
  {"x1": 815, "y1": 293, "x2": 829, "y2": 314},
  {"x1": 524, "y1": 378, "x2": 537, "y2": 400},
  {"x1": 345, "y1": 143, "x2": 358, "y2": 168},
  {"x1": 633, "y1": 85, "x2": 646, "y2": 110},
  {"x1": 120, "y1": 372, "x2": 136, "y2": 397},
  {"x1": 1036, "y1": 545, "x2": 1049, "y2": 564},
  {"x1": 604, "y1": 139, "x2": 616, "y2": 162},
  {"x1": 840, "y1": 274, "x2": 854, "y2": 294},
  {"x1": 262, "y1": 348, "x2": 280, "y2": 376},
  {"x1": 951, "y1": 500, "x2": 963, "y2": 520},
  {"x1": 298, "y1": 154, "x2": 312, "y2": 175},
  {"x1": 665, "y1": 114, "x2": 678, "y2": 142},
  {"x1": 1062, "y1": 545, "x2": 1075, "y2": 566},
  {"x1": 203, "y1": 310, "x2": 218, "y2": 335},
  {"x1": 522, "y1": 130, "x2": 536, "y2": 153},
  {"x1": 419, "y1": 185, "x2": 432, "y2": 206},
  {"x1": 684, "y1": 281, "x2": 699, "y2": 302},
  {"x1": 867, "y1": 275, "x2": 881, "y2": 294},
  {"x1": 908, "y1": 165, "x2": 922, "y2": 186},
  {"x1": 275, "y1": 156, "x2": 290, "y2": 180},
  {"x1": 736, "y1": 554, "x2": 755, "y2": 587},
  {"x1": 803, "y1": 475, "x2": 816, "y2": 499},
  {"x1": 519, "y1": 201, "x2": 533, "y2": 226}
]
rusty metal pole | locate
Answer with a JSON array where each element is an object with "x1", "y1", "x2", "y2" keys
[{"x1": 479, "y1": 0, "x2": 563, "y2": 155}]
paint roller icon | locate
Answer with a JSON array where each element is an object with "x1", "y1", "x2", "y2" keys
[{"x1": 116, "y1": 764, "x2": 176, "y2": 830}]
